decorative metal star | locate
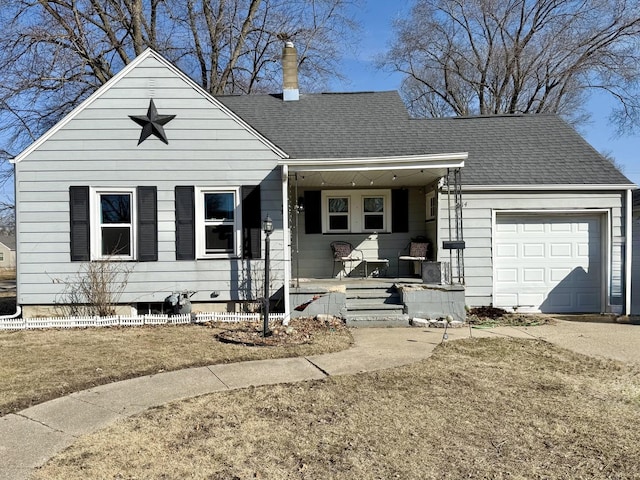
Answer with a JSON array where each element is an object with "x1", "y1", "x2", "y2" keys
[{"x1": 129, "y1": 99, "x2": 176, "y2": 145}]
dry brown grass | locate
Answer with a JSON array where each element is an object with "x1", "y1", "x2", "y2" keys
[
  {"x1": 0, "y1": 319, "x2": 352, "y2": 416},
  {"x1": 33, "y1": 337, "x2": 640, "y2": 479}
]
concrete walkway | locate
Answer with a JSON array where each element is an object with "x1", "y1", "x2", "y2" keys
[{"x1": 2, "y1": 319, "x2": 640, "y2": 480}]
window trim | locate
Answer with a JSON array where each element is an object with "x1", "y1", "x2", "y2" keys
[
  {"x1": 362, "y1": 194, "x2": 387, "y2": 232},
  {"x1": 425, "y1": 190, "x2": 436, "y2": 221},
  {"x1": 195, "y1": 186, "x2": 242, "y2": 259},
  {"x1": 90, "y1": 187, "x2": 137, "y2": 261},
  {"x1": 321, "y1": 189, "x2": 391, "y2": 234},
  {"x1": 326, "y1": 195, "x2": 351, "y2": 233}
]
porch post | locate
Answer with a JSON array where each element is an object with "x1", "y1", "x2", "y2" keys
[
  {"x1": 625, "y1": 188, "x2": 632, "y2": 315},
  {"x1": 281, "y1": 164, "x2": 291, "y2": 323}
]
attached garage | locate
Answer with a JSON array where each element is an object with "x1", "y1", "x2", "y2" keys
[{"x1": 494, "y1": 213, "x2": 604, "y2": 313}]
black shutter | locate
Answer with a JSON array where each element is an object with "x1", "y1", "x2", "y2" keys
[
  {"x1": 304, "y1": 190, "x2": 322, "y2": 234},
  {"x1": 175, "y1": 186, "x2": 195, "y2": 260},
  {"x1": 69, "y1": 186, "x2": 90, "y2": 261},
  {"x1": 242, "y1": 185, "x2": 261, "y2": 259},
  {"x1": 392, "y1": 188, "x2": 409, "y2": 233},
  {"x1": 137, "y1": 186, "x2": 158, "y2": 262}
]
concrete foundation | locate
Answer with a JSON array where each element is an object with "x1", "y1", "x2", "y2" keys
[
  {"x1": 399, "y1": 283, "x2": 466, "y2": 322},
  {"x1": 290, "y1": 285, "x2": 346, "y2": 318}
]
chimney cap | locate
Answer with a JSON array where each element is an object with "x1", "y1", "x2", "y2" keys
[{"x1": 285, "y1": 41, "x2": 294, "y2": 48}]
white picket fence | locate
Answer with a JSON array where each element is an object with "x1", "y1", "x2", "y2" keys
[{"x1": 0, "y1": 312, "x2": 288, "y2": 331}]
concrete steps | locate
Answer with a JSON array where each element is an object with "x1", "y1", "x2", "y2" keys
[{"x1": 344, "y1": 283, "x2": 409, "y2": 327}]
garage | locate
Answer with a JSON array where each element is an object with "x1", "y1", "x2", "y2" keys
[{"x1": 494, "y1": 213, "x2": 603, "y2": 313}]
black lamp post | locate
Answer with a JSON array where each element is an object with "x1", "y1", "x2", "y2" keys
[{"x1": 262, "y1": 214, "x2": 273, "y2": 337}]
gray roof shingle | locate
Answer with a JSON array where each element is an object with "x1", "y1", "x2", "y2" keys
[{"x1": 217, "y1": 91, "x2": 633, "y2": 186}]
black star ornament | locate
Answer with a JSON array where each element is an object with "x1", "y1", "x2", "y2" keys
[{"x1": 129, "y1": 99, "x2": 176, "y2": 145}]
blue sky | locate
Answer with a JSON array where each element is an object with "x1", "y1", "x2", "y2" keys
[{"x1": 330, "y1": 0, "x2": 639, "y2": 186}]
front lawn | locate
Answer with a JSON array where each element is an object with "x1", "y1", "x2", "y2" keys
[
  {"x1": 32, "y1": 337, "x2": 640, "y2": 479},
  {"x1": 0, "y1": 318, "x2": 351, "y2": 416}
]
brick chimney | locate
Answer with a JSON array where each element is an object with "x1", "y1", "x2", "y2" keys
[{"x1": 282, "y1": 41, "x2": 299, "y2": 101}]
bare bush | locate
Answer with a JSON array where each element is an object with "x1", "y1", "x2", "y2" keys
[{"x1": 54, "y1": 260, "x2": 133, "y2": 316}]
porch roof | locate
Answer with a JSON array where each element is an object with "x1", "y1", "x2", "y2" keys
[{"x1": 282, "y1": 153, "x2": 467, "y2": 187}]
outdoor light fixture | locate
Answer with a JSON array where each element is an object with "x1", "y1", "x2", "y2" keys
[
  {"x1": 262, "y1": 214, "x2": 273, "y2": 337},
  {"x1": 262, "y1": 214, "x2": 273, "y2": 236}
]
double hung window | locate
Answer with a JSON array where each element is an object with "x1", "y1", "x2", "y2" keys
[
  {"x1": 93, "y1": 189, "x2": 135, "y2": 260},
  {"x1": 327, "y1": 197, "x2": 350, "y2": 232},
  {"x1": 196, "y1": 187, "x2": 241, "y2": 258}
]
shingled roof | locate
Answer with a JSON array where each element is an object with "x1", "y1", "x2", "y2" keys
[{"x1": 217, "y1": 91, "x2": 632, "y2": 187}]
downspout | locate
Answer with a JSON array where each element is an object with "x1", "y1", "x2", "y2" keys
[
  {"x1": 0, "y1": 305, "x2": 22, "y2": 320},
  {"x1": 281, "y1": 164, "x2": 291, "y2": 324},
  {"x1": 625, "y1": 188, "x2": 633, "y2": 315}
]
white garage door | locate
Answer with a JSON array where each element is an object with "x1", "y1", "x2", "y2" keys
[{"x1": 494, "y1": 214, "x2": 603, "y2": 313}]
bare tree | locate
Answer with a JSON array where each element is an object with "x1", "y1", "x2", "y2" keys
[
  {"x1": 380, "y1": 0, "x2": 640, "y2": 131},
  {"x1": 0, "y1": 0, "x2": 359, "y2": 164}
]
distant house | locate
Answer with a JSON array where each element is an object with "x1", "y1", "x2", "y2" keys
[
  {"x1": 0, "y1": 234, "x2": 16, "y2": 270},
  {"x1": 11, "y1": 47, "x2": 636, "y2": 319}
]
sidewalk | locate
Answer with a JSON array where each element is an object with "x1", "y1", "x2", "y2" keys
[{"x1": 2, "y1": 320, "x2": 639, "y2": 480}]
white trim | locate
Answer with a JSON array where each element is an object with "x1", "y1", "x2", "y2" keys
[
  {"x1": 12, "y1": 49, "x2": 288, "y2": 164},
  {"x1": 463, "y1": 184, "x2": 636, "y2": 191},
  {"x1": 90, "y1": 187, "x2": 137, "y2": 261},
  {"x1": 492, "y1": 209, "x2": 610, "y2": 313},
  {"x1": 625, "y1": 189, "x2": 633, "y2": 315},
  {"x1": 281, "y1": 153, "x2": 467, "y2": 172},
  {"x1": 281, "y1": 164, "x2": 291, "y2": 324}
]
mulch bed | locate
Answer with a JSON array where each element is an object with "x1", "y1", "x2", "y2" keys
[
  {"x1": 466, "y1": 306, "x2": 555, "y2": 327},
  {"x1": 214, "y1": 316, "x2": 346, "y2": 347}
]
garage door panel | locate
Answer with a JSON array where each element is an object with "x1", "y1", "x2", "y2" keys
[
  {"x1": 550, "y1": 243, "x2": 572, "y2": 257},
  {"x1": 496, "y1": 268, "x2": 517, "y2": 283},
  {"x1": 523, "y1": 243, "x2": 544, "y2": 257},
  {"x1": 495, "y1": 244, "x2": 517, "y2": 257},
  {"x1": 495, "y1": 214, "x2": 602, "y2": 313},
  {"x1": 522, "y1": 268, "x2": 545, "y2": 282},
  {"x1": 523, "y1": 222, "x2": 545, "y2": 232},
  {"x1": 495, "y1": 293, "x2": 519, "y2": 306},
  {"x1": 518, "y1": 293, "x2": 546, "y2": 309}
]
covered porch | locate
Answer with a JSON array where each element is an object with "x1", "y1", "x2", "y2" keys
[{"x1": 280, "y1": 153, "x2": 468, "y2": 325}]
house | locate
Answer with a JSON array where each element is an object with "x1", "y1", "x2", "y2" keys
[
  {"x1": 0, "y1": 234, "x2": 16, "y2": 270},
  {"x1": 11, "y1": 47, "x2": 636, "y2": 320},
  {"x1": 632, "y1": 190, "x2": 640, "y2": 315}
]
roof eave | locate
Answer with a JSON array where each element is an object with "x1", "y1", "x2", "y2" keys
[
  {"x1": 281, "y1": 152, "x2": 467, "y2": 172},
  {"x1": 462, "y1": 183, "x2": 637, "y2": 191}
]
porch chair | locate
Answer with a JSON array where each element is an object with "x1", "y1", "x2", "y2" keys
[
  {"x1": 330, "y1": 241, "x2": 363, "y2": 278},
  {"x1": 397, "y1": 238, "x2": 429, "y2": 277}
]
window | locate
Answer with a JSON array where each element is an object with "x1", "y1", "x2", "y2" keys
[
  {"x1": 425, "y1": 191, "x2": 436, "y2": 221},
  {"x1": 99, "y1": 192, "x2": 133, "y2": 257},
  {"x1": 363, "y1": 196, "x2": 385, "y2": 231},
  {"x1": 321, "y1": 189, "x2": 390, "y2": 233},
  {"x1": 196, "y1": 187, "x2": 241, "y2": 258},
  {"x1": 92, "y1": 188, "x2": 136, "y2": 260},
  {"x1": 70, "y1": 186, "x2": 157, "y2": 262},
  {"x1": 327, "y1": 197, "x2": 350, "y2": 232}
]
